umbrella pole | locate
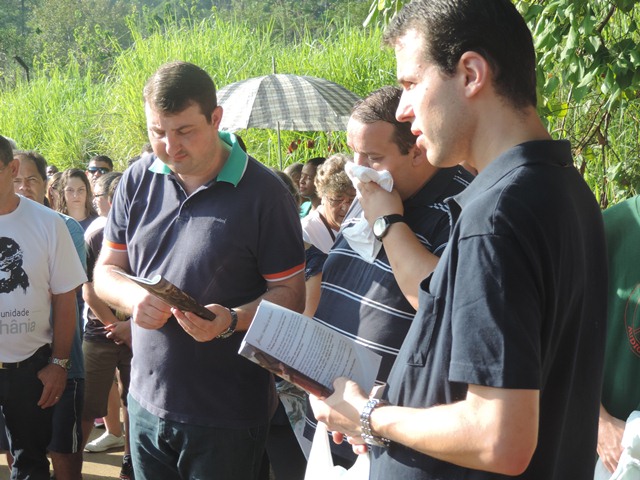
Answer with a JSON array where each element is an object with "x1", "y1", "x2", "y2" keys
[{"x1": 277, "y1": 121, "x2": 283, "y2": 170}]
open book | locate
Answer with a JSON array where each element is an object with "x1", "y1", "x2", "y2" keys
[
  {"x1": 115, "y1": 271, "x2": 216, "y2": 321},
  {"x1": 239, "y1": 300, "x2": 381, "y2": 397}
]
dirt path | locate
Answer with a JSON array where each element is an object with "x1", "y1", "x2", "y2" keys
[{"x1": 0, "y1": 426, "x2": 124, "y2": 480}]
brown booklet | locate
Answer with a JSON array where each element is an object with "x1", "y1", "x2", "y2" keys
[
  {"x1": 115, "y1": 271, "x2": 216, "y2": 321},
  {"x1": 239, "y1": 300, "x2": 381, "y2": 397}
]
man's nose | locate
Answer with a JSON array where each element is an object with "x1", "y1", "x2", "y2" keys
[
  {"x1": 165, "y1": 132, "x2": 181, "y2": 156},
  {"x1": 353, "y1": 153, "x2": 368, "y2": 167},
  {"x1": 396, "y1": 92, "x2": 414, "y2": 123}
]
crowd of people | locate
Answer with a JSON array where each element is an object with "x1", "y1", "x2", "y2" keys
[{"x1": 0, "y1": 1, "x2": 638, "y2": 480}]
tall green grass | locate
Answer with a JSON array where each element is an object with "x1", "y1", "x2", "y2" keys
[
  {"x1": 1, "y1": 62, "x2": 110, "y2": 168},
  {"x1": 0, "y1": 18, "x2": 394, "y2": 170}
]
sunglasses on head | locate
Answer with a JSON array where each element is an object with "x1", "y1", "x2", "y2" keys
[{"x1": 87, "y1": 166, "x2": 110, "y2": 174}]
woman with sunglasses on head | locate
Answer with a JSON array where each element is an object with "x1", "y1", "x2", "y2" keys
[{"x1": 58, "y1": 168, "x2": 98, "y2": 231}]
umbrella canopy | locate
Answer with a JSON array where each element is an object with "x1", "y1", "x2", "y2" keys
[{"x1": 217, "y1": 74, "x2": 361, "y2": 133}]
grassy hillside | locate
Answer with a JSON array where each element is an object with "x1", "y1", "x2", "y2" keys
[{"x1": 0, "y1": 19, "x2": 395, "y2": 170}]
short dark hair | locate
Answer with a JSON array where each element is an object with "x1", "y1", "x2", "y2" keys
[
  {"x1": 284, "y1": 162, "x2": 303, "y2": 177},
  {"x1": 0, "y1": 136, "x2": 14, "y2": 166},
  {"x1": 306, "y1": 157, "x2": 326, "y2": 168},
  {"x1": 351, "y1": 86, "x2": 417, "y2": 155},
  {"x1": 90, "y1": 155, "x2": 113, "y2": 169},
  {"x1": 13, "y1": 150, "x2": 47, "y2": 181},
  {"x1": 384, "y1": 0, "x2": 537, "y2": 109},
  {"x1": 143, "y1": 61, "x2": 218, "y2": 122}
]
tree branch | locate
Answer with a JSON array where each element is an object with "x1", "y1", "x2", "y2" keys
[{"x1": 596, "y1": 4, "x2": 616, "y2": 34}]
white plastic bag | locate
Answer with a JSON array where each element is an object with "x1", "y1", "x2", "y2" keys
[
  {"x1": 594, "y1": 411, "x2": 640, "y2": 480},
  {"x1": 304, "y1": 421, "x2": 370, "y2": 480}
]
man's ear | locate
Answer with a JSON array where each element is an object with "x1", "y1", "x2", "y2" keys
[
  {"x1": 211, "y1": 105, "x2": 223, "y2": 128},
  {"x1": 458, "y1": 51, "x2": 490, "y2": 99},
  {"x1": 409, "y1": 143, "x2": 425, "y2": 166},
  {"x1": 8, "y1": 157, "x2": 20, "y2": 176}
]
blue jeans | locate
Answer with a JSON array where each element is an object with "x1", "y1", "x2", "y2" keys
[
  {"x1": 49, "y1": 377, "x2": 84, "y2": 453},
  {"x1": 0, "y1": 347, "x2": 53, "y2": 480},
  {"x1": 128, "y1": 395, "x2": 268, "y2": 480}
]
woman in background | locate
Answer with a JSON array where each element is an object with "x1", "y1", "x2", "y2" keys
[
  {"x1": 46, "y1": 171, "x2": 62, "y2": 210},
  {"x1": 301, "y1": 153, "x2": 355, "y2": 318},
  {"x1": 58, "y1": 168, "x2": 97, "y2": 231}
]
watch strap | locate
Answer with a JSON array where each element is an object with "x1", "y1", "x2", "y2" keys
[
  {"x1": 360, "y1": 398, "x2": 391, "y2": 447},
  {"x1": 383, "y1": 213, "x2": 405, "y2": 225},
  {"x1": 216, "y1": 308, "x2": 238, "y2": 339},
  {"x1": 49, "y1": 357, "x2": 72, "y2": 371},
  {"x1": 374, "y1": 214, "x2": 405, "y2": 241}
]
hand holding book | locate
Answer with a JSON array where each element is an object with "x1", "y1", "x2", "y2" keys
[
  {"x1": 239, "y1": 300, "x2": 381, "y2": 397},
  {"x1": 115, "y1": 271, "x2": 216, "y2": 321}
]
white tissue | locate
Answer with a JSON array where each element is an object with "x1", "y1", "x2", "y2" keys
[
  {"x1": 341, "y1": 163, "x2": 394, "y2": 263},
  {"x1": 345, "y1": 162, "x2": 394, "y2": 195},
  {"x1": 594, "y1": 411, "x2": 640, "y2": 480}
]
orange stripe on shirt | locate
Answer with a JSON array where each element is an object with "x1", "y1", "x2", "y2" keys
[
  {"x1": 264, "y1": 263, "x2": 305, "y2": 282},
  {"x1": 104, "y1": 240, "x2": 127, "y2": 251}
]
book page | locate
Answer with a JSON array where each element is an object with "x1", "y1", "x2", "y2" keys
[{"x1": 240, "y1": 300, "x2": 381, "y2": 396}]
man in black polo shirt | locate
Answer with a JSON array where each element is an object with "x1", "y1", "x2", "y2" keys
[
  {"x1": 94, "y1": 62, "x2": 305, "y2": 480},
  {"x1": 311, "y1": 1, "x2": 607, "y2": 479}
]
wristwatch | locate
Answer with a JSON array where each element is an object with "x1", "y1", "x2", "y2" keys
[
  {"x1": 49, "y1": 357, "x2": 72, "y2": 371},
  {"x1": 216, "y1": 308, "x2": 238, "y2": 339},
  {"x1": 360, "y1": 398, "x2": 391, "y2": 448},
  {"x1": 373, "y1": 214, "x2": 405, "y2": 241}
]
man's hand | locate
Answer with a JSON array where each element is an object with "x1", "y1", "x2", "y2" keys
[
  {"x1": 310, "y1": 377, "x2": 370, "y2": 452},
  {"x1": 173, "y1": 304, "x2": 235, "y2": 342},
  {"x1": 357, "y1": 180, "x2": 403, "y2": 225},
  {"x1": 132, "y1": 292, "x2": 173, "y2": 330},
  {"x1": 37, "y1": 364, "x2": 67, "y2": 408},
  {"x1": 598, "y1": 406, "x2": 625, "y2": 473},
  {"x1": 105, "y1": 320, "x2": 133, "y2": 348}
]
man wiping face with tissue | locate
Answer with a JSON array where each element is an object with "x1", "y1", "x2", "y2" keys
[{"x1": 302, "y1": 85, "x2": 474, "y2": 468}]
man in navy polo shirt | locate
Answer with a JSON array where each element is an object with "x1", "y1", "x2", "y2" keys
[
  {"x1": 94, "y1": 61, "x2": 305, "y2": 480},
  {"x1": 311, "y1": 1, "x2": 607, "y2": 479}
]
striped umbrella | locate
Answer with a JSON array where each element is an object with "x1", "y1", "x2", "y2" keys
[{"x1": 217, "y1": 74, "x2": 361, "y2": 167}]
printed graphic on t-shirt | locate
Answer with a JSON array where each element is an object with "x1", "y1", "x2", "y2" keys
[
  {"x1": 625, "y1": 283, "x2": 640, "y2": 358},
  {"x1": 0, "y1": 237, "x2": 29, "y2": 294}
]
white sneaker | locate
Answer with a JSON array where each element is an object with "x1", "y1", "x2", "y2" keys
[{"x1": 84, "y1": 431, "x2": 125, "y2": 452}]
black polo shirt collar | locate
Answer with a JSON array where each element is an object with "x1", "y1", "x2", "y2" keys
[
  {"x1": 447, "y1": 139, "x2": 572, "y2": 221},
  {"x1": 405, "y1": 165, "x2": 470, "y2": 209}
]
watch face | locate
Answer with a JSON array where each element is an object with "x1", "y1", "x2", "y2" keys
[{"x1": 373, "y1": 217, "x2": 387, "y2": 239}]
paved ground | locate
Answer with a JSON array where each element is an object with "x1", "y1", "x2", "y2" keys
[{"x1": 0, "y1": 426, "x2": 123, "y2": 480}]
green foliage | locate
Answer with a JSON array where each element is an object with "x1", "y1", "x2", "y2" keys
[
  {"x1": 1, "y1": 61, "x2": 109, "y2": 170},
  {"x1": 0, "y1": 0, "x2": 36, "y2": 86},
  {"x1": 28, "y1": 0, "x2": 132, "y2": 78},
  {"x1": 102, "y1": 18, "x2": 395, "y2": 167},
  {"x1": 0, "y1": 18, "x2": 394, "y2": 169},
  {"x1": 2, "y1": 0, "x2": 640, "y2": 206},
  {"x1": 521, "y1": 0, "x2": 640, "y2": 206},
  {"x1": 364, "y1": 0, "x2": 404, "y2": 27},
  {"x1": 365, "y1": 0, "x2": 640, "y2": 206},
  {"x1": 218, "y1": 0, "x2": 370, "y2": 42}
]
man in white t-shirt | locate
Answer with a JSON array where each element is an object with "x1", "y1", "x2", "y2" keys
[{"x1": 0, "y1": 135, "x2": 87, "y2": 479}]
